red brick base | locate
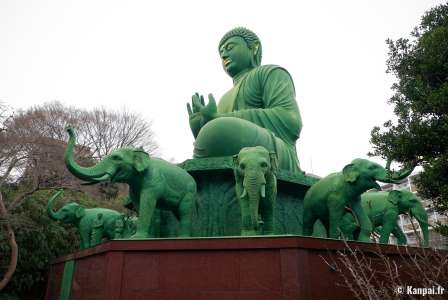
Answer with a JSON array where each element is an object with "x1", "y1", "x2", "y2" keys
[{"x1": 45, "y1": 236, "x2": 435, "y2": 300}]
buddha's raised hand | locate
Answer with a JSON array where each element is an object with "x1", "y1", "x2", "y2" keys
[{"x1": 187, "y1": 93, "x2": 218, "y2": 137}]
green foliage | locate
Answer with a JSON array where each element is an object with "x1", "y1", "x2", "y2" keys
[
  {"x1": 0, "y1": 188, "x2": 124, "y2": 299},
  {"x1": 370, "y1": 3, "x2": 448, "y2": 217}
]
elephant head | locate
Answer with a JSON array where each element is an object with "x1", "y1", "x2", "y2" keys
[
  {"x1": 233, "y1": 146, "x2": 277, "y2": 235},
  {"x1": 47, "y1": 190, "x2": 85, "y2": 224},
  {"x1": 234, "y1": 146, "x2": 277, "y2": 200},
  {"x1": 343, "y1": 158, "x2": 414, "y2": 191},
  {"x1": 114, "y1": 216, "x2": 137, "y2": 238},
  {"x1": 388, "y1": 190, "x2": 429, "y2": 247},
  {"x1": 64, "y1": 127, "x2": 150, "y2": 185}
]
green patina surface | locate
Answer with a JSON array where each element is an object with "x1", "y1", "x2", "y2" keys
[
  {"x1": 58, "y1": 27, "x2": 421, "y2": 247},
  {"x1": 188, "y1": 27, "x2": 302, "y2": 173},
  {"x1": 135, "y1": 156, "x2": 319, "y2": 238}
]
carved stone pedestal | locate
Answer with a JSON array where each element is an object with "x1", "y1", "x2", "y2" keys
[{"x1": 156, "y1": 157, "x2": 318, "y2": 237}]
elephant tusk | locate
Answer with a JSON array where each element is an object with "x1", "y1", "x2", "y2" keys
[
  {"x1": 260, "y1": 184, "x2": 266, "y2": 198},
  {"x1": 92, "y1": 173, "x2": 112, "y2": 182},
  {"x1": 240, "y1": 188, "x2": 247, "y2": 198}
]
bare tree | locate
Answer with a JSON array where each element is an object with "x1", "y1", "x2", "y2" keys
[
  {"x1": 0, "y1": 101, "x2": 159, "y2": 208},
  {"x1": 0, "y1": 192, "x2": 18, "y2": 291},
  {"x1": 324, "y1": 240, "x2": 448, "y2": 300},
  {"x1": 79, "y1": 106, "x2": 158, "y2": 159}
]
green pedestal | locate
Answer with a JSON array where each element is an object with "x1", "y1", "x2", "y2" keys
[
  {"x1": 169, "y1": 157, "x2": 318, "y2": 237},
  {"x1": 149, "y1": 157, "x2": 318, "y2": 237}
]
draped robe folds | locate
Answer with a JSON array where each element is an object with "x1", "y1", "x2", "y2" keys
[{"x1": 193, "y1": 64, "x2": 302, "y2": 173}]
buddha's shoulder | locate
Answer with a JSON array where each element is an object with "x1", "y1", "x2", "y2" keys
[{"x1": 249, "y1": 64, "x2": 291, "y2": 77}]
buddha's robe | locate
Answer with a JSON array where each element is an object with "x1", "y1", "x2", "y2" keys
[{"x1": 193, "y1": 64, "x2": 302, "y2": 173}]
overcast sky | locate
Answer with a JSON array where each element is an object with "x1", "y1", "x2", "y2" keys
[{"x1": 1, "y1": 0, "x2": 445, "y2": 176}]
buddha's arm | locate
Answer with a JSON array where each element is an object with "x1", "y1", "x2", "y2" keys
[{"x1": 218, "y1": 68, "x2": 302, "y2": 144}]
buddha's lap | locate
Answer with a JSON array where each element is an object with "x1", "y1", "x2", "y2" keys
[{"x1": 193, "y1": 117, "x2": 277, "y2": 157}]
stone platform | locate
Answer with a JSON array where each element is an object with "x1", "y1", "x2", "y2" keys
[{"x1": 45, "y1": 236, "x2": 431, "y2": 300}]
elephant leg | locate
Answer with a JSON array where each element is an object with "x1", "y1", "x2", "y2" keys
[
  {"x1": 351, "y1": 200, "x2": 372, "y2": 242},
  {"x1": 79, "y1": 229, "x2": 90, "y2": 249},
  {"x1": 241, "y1": 199, "x2": 257, "y2": 236},
  {"x1": 328, "y1": 210, "x2": 345, "y2": 239},
  {"x1": 340, "y1": 212, "x2": 356, "y2": 240},
  {"x1": 260, "y1": 196, "x2": 274, "y2": 235},
  {"x1": 91, "y1": 227, "x2": 104, "y2": 246},
  {"x1": 378, "y1": 213, "x2": 397, "y2": 244},
  {"x1": 391, "y1": 224, "x2": 407, "y2": 245},
  {"x1": 302, "y1": 210, "x2": 315, "y2": 236},
  {"x1": 177, "y1": 192, "x2": 194, "y2": 237},
  {"x1": 328, "y1": 196, "x2": 346, "y2": 239},
  {"x1": 132, "y1": 193, "x2": 157, "y2": 239}
]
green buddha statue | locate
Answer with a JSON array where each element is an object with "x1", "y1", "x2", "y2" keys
[{"x1": 187, "y1": 27, "x2": 302, "y2": 173}]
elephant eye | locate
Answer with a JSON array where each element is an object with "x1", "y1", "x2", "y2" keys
[
  {"x1": 240, "y1": 163, "x2": 246, "y2": 170},
  {"x1": 260, "y1": 162, "x2": 268, "y2": 168}
]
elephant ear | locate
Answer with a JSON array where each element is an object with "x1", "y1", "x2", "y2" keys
[
  {"x1": 342, "y1": 164, "x2": 359, "y2": 183},
  {"x1": 134, "y1": 150, "x2": 150, "y2": 173},
  {"x1": 232, "y1": 154, "x2": 241, "y2": 178},
  {"x1": 232, "y1": 154, "x2": 239, "y2": 167},
  {"x1": 75, "y1": 206, "x2": 85, "y2": 219},
  {"x1": 93, "y1": 213, "x2": 104, "y2": 228},
  {"x1": 269, "y1": 152, "x2": 278, "y2": 174},
  {"x1": 387, "y1": 190, "x2": 402, "y2": 206}
]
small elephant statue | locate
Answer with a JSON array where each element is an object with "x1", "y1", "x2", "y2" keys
[
  {"x1": 47, "y1": 190, "x2": 124, "y2": 249},
  {"x1": 233, "y1": 146, "x2": 277, "y2": 236},
  {"x1": 303, "y1": 158, "x2": 414, "y2": 241},
  {"x1": 340, "y1": 190, "x2": 429, "y2": 246},
  {"x1": 64, "y1": 127, "x2": 197, "y2": 239},
  {"x1": 113, "y1": 215, "x2": 137, "y2": 239}
]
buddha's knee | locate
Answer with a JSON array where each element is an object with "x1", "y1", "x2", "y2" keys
[{"x1": 194, "y1": 118, "x2": 246, "y2": 157}]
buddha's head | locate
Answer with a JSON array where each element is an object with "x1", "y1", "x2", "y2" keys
[{"x1": 219, "y1": 27, "x2": 262, "y2": 78}]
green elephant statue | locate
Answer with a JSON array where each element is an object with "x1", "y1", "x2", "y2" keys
[
  {"x1": 233, "y1": 146, "x2": 277, "y2": 236},
  {"x1": 303, "y1": 158, "x2": 414, "y2": 242},
  {"x1": 64, "y1": 127, "x2": 197, "y2": 239},
  {"x1": 47, "y1": 190, "x2": 125, "y2": 249},
  {"x1": 340, "y1": 190, "x2": 429, "y2": 246}
]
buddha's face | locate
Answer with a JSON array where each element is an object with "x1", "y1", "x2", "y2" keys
[{"x1": 219, "y1": 36, "x2": 255, "y2": 78}]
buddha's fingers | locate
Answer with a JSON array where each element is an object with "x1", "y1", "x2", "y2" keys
[{"x1": 187, "y1": 103, "x2": 193, "y2": 116}]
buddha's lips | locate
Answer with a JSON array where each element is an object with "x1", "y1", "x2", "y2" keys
[{"x1": 223, "y1": 58, "x2": 231, "y2": 66}]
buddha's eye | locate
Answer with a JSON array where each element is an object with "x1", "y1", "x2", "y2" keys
[{"x1": 226, "y1": 43, "x2": 234, "y2": 51}]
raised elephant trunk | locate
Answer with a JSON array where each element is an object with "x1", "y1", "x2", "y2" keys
[
  {"x1": 383, "y1": 159, "x2": 415, "y2": 183},
  {"x1": 47, "y1": 190, "x2": 64, "y2": 220},
  {"x1": 64, "y1": 127, "x2": 108, "y2": 182}
]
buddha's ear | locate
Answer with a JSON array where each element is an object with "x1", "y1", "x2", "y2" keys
[
  {"x1": 252, "y1": 43, "x2": 261, "y2": 66},
  {"x1": 254, "y1": 43, "x2": 259, "y2": 55}
]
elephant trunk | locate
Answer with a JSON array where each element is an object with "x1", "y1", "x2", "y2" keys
[
  {"x1": 382, "y1": 159, "x2": 415, "y2": 183},
  {"x1": 243, "y1": 173, "x2": 264, "y2": 229},
  {"x1": 47, "y1": 190, "x2": 64, "y2": 220},
  {"x1": 410, "y1": 206, "x2": 430, "y2": 247},
  {"x1": 64, "y1": 127, "x2": 109, "y2": 182}
]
